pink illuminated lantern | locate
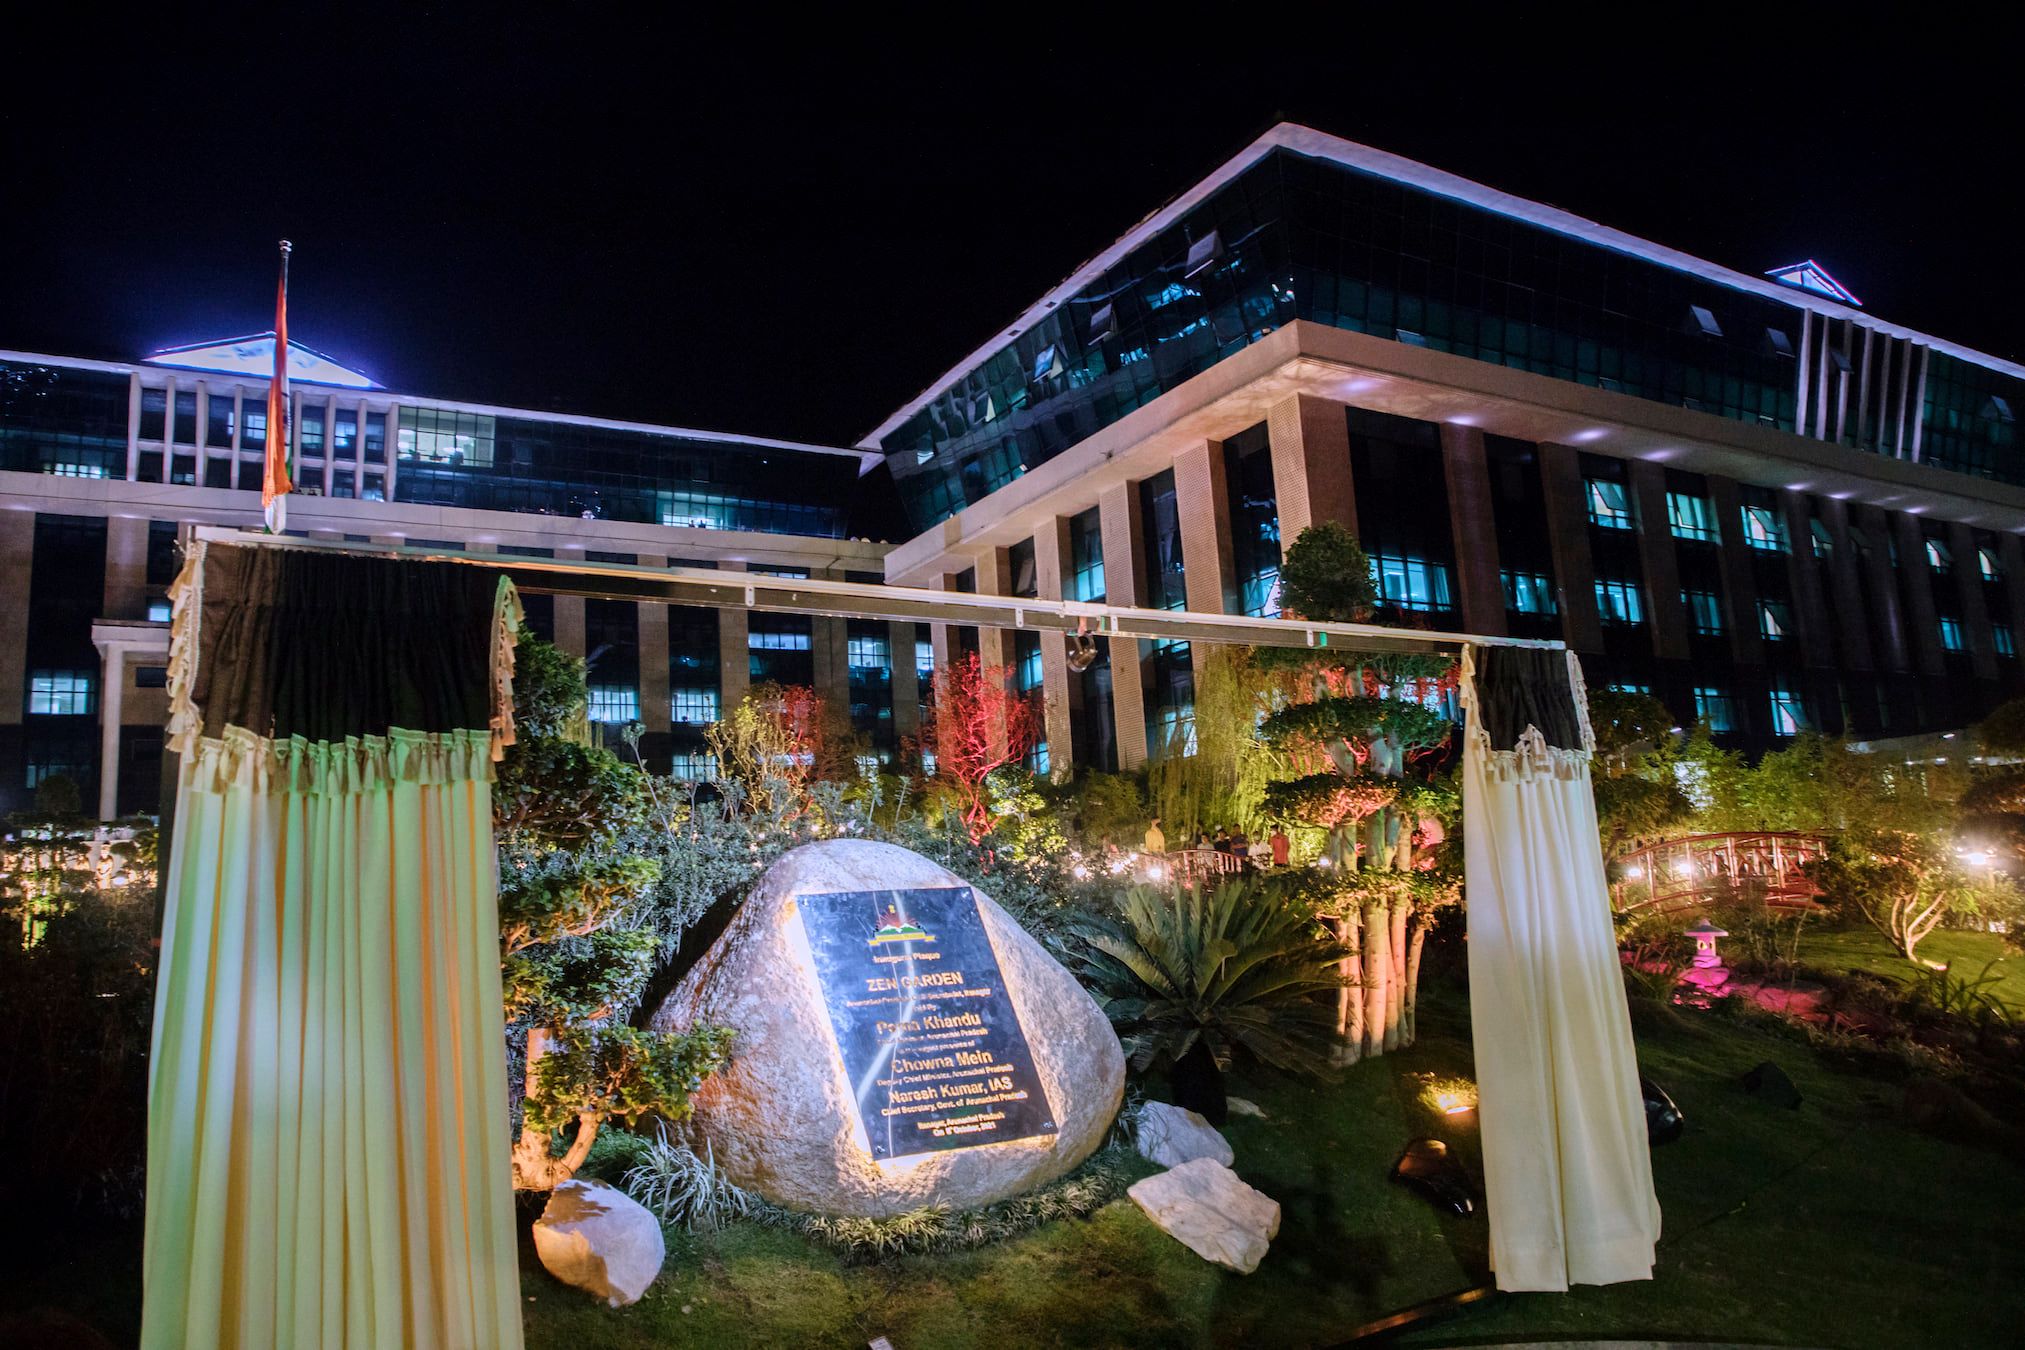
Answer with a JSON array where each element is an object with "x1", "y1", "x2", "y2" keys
[{"x1": 1685, "y1": 918, "x2": 1728, "y2": 970}]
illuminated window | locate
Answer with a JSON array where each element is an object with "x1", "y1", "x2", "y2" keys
[
  {"x1": 298, "y1": 402, "x2": 324, "y2": 453},
  {"x1": 1586, "y1": 479, "x2": 1633, "y2": 529},
  {"x1": 1595, "y1": 578, "x2": 1644, "y2": 625},
  {"x1": 1015, "y1": 631, "x2": 1043, "y2": 692},
  {"x1": 242, "y1": 403, "x2": 267, "y2": 448},
  {"x1": 1694, "y1": 686, "x2": 1737, "y2": 734},
  {"x1": 1939, "y1": 618, "x2": 1966, "y2": 653},
  {"x1": 397, "y1": 408, "x2": 496, "y2": 467},
  {"x1": 1758, "y1": 599, "x2": 1792, "y2": 641},
  {"x1": 332, "y1": 409, "x2": 357, "y2": 456},
  {"x1": 1501, "y1": 570, "x2": 1557, "y2": 615},
  {"x1": 28, "y1": 670, "x2": 94, "y2": 716},
  {"x1": 915, "y1": 640, "x2": 934, "y2": 678},
  {"x1": 1069, "y1": 507, "x2": 1105, "y2": 602},
  {"x1": 1610, "y1": 683, "x2": 1652, "y2": 695},
  {"x1": 668, "y1": 752, "x2": 717, "y2": 782},
  {"x1": 748, "y1": 629, "x2": 811, "y2": 651},
  {"x1": 1810, "y1": 519, "x2": 1835, "y2": 558},
  {"x1": 847, "y1": 633, "x2": 889, "y2": 670},
  {"x1": 1023, "y1": 741, "x2": 1047, "y2": 776},
  {"x1": 1996, "y1": 625, "x2": 2017, "y2": 658},
  {"x1": 586, "y1": 685, "x2": 639, "y2": 724},
  {"x1": 671, "y1": 688, "x2": 719, "y2": 724},
  {"x1": 1666, "y1": 491, "x2": 1720, "y2": 542},
  {"x1": 1152, "y1": 703, "x2": 1198, "y2": 758},
  {"x1": 43, "y1": 459, "x2": 106, "y2": 478},
  {"x1": 1741, "y1": 504, "x2": 1787, "y2": 552},
  {"x1": 1980, "y1": 547, "x2": 2003, "y2": 581},
  {"x1": 1683, "y1": 589, "x2": 1724, "y2": 635},
  {"x1": 1769, "y1": 681, "x2": 1806, "y2": 736},
  {"x1": 147, "y1": 598, "x2": 172, "y2": 622},
  {"x1": 1925, "y1": 538, "x2": 1953, "y2": 573},
  {"x1": 1372, "y1": 553, "x2": 1453, "y2": 611}
]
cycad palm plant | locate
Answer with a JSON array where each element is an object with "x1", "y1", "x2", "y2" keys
[{"x1": 1069, "y1": 878, "x2": 1347, "y2": 1118}]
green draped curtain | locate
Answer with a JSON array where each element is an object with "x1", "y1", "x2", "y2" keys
[{"x1": 143, "y1": 541, "x2": 526, "y2": 1349}]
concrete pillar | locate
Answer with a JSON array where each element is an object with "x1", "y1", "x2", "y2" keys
[
  {"x1": 1266, "y1": 393, "x2": 1356, "y2": 544},
  {"x1": 1173, "y1": 439, "x2": 1237, "y2": 615},
  {"x1": 890, "y1": 620, "x2": 921, "y2": 744},
  {"x1": 1628, "y1": 461, "x2": 1687, "y2": 660},
  {"x1": 1949, "y1": 523, "x2": 1999, "y2": 682},
  {"x1": 812, "y1": 608, "x2": 851, "y2": 713},
  {"x1": 194, "y1": 384, "x2": 210, "y2": 485},
  {"x1": 96, "y1": 644, "x2": 125, "y2": 821},
  {"x1": 1098, "y1": 481, "x2": 1150, "y2": 770},
  {"x1": 383, "y1": 403, "x2": 401, "y2": 502},
  {"x1": 1706, "y1": 477, "x2": 1766, "y2": 668},
  {"x1": 1891, "y1": 513, "x2": 1947, "y2": 681},
  {"x1": 971, "y1": 550, "x2": 1017, "y2": 760},
  {"x1": 552, "y1": 544, "x2": 586, "y2": 657},
  {"x1": 638, "y1": 596, "x2": 671, "y2": 735},
  {"x1": 321, "y1": 394, "x2": 337, "y2": 497},
  {"x1": 1781, "y1": 491, "x2": 1835, "y2": 669},
  {"x1": 1815, "y1": 498, "x2": 1874, "y2": 672},
  {"x1": 0, "y1": 511, "x2": 33, "y2": 727},
  {"x1": 103, "y1": 515, "x2": 149, "y2": 622},
  {"x1": 1537, "y1": 443, "x2": 1604, "y2": 654},
  {"x1": 1033, "y1": 518, "x2": 1075, "y2": 780},
  {"x1": 125, "y1": 374, "x2": 141, "y2": 480},
  {"x1": 1439, "y1": 425, "x2": 1505, "y2": 638},
  {"x1": 717, "y1": 561, "x2": 750, "y2": 712},
  {"x1": 927, "y1": 573, "x2": 959, "y2": 680},
  {"x1": 1849, "y1": 505, "x2": 1909, "y2": 673}
]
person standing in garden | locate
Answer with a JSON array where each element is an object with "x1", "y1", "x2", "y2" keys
[
  {"x1": 1144, "y1": 816, "x2": 1166, "y2": 855},
  {"x1": 1270, "y1": 825, "x2": 1291, "y2": 868}
]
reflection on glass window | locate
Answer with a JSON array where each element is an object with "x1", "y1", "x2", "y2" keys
[
  {"x1": 1501, "y1": 570, "x2": 1557, "y2": 615},
  {"x1": 1595, "y1": 578, "x2": 1644, "y2": 625},
  {"x1": 1939, "y1": 618, "x2": 1966, "y2": 653},
  {"x1": 1741, "y1": 503, "x2": 1787, "y2": 552},
  {"x1": 671, "y1": 688, "x2": 719, "y2": 724},
  {"x1": 1979, "y1": 546, "x2": 2003, "y2": 581},
  {"x1": 1995, "y1": 625, "x2": 2017, "y2": 658},
  {"x1": 1769, "y1": 681, "x2": 1806, "y2": 736},
  {"x1": 1758, "y1": 600, "x2": 1792, "y2": 641},
  {"x1": 1666, "y1": 491, "x2": 1719, "y2": 542},
  {"x1": 1587, "y1": 480, "x2": 1633, "y2": 529},
  {"x1": 28, "y1": 670, "x2": 94, "y2": 716},
  {"x1": 669, "y1": 752, "x2": 717, "y2": 782},
  {"x1": 1694, "y1": 686, "x2": 1737, "y2": 734},
  {"x1": 587, "y1": 685, "x2": 640, "y2": 724},
  {"x1": 1372, "y1": 553, "x2": 1453, "y2": 611}
]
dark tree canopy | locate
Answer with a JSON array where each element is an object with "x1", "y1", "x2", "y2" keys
[{"x1": 1278, "y1": 521, "x2": 1375, "y2": 623}]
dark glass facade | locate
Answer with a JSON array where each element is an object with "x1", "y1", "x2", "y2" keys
[
  {"x1": 0, "y1": 362, "x2": 130, "y2": 478},
  {"x1": 880, "y1": 147, "x2": 2025, "y2": 530}
]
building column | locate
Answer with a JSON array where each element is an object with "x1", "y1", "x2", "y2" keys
[
  {"x1": 972, "y1": 550, "x2": 1016, "y2": 760},
  {"x1": 321, "y1": 393, "x2": 338, "y2": 497},
  {"x1": 890, "y1": 621, "x2": 921, "y2": 746},
  {"x1": 1536, "y1": 443, "x2": 1604, "y2": 654},
  {"x1": 552, "y1": 544, "x2": 586, "y2": 657},
  {"x1": 383, "y1": 403, "x2": 401, "y2": 501},
  {"x1": 1706, "y1": 477, "x2": 1766, "y2": 668},
  {"x1": 1440, "y1": 425, "x2": 1505, "y2": 638},
  {"x1": 1266, "y1": 393, "x2": 1356, "y2": 544},
  {"x1": 1098, "y1": 481, "x2": 1150, "y2": 770},
  {"x1": 1033, "y1": 518, "x2": 1075, "y2": 781},
  {"x1": 1173, "y1": 439, "x2": 1237, "y2": 615},
  {"x1": 1781, "y1": 491, "x2": 1835, "y2": 670},
  {"x1": 1889, "y1": 512, "x2": 1947, "y2": 681},
  {"x1": 1948, "y1": 522, "x2": 1999, "y2": 683},
  {"x1": 125, "y1": 374, "x2": 141, "y2": 481},
  {"x1": 927, "y1": 573, "x2": 959, "y2": 680},
  {"x1": 638, "y1": 596, "x2": 671, "y2": 736},
  {"x1": 95, "y1": 643, "x2": 125, "y2": 821},
  {"x1": 718, "y1": 560, "x2": 750, "y2": 713},
  {"x1": 0, "y1": 511, "x2": 33, "y2": 733},
  {"x1": 1815, "y1": 498, "x2": 1874, "y2": 673},
  {"x1": 103, "y1": 515, "x2": 149, "y2": 623},
  {"x1": 1854, "y1": 505, "x2": 1910, "y2": 674},
  {"x1": 1628, "y1": 460, "x2": 1686, "y2": 660}
]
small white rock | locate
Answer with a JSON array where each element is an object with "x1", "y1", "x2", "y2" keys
[
  {"x1": 1135, "y1": 1101, "x2": 1235, "y2": 1169},
  {"x1": 1226, "y1": 1097, "x2": 1267, "y2": 1119},
  {"x1": 532, "y1": 1178, "x2": 666, "y2": 1307},
  {"x1": 1128, "y1": 1157, "x2": 1281, "y2": 1274}
]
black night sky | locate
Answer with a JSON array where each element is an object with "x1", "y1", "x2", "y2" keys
[{"x1": 4, "y1": 15, "x2": 2019, "y2": 450}]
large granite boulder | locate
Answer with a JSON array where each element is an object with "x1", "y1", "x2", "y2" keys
[
  {"x1": 532, "y1": 1179, "x2": 665, "y2": 1307},
  {"x1": 650, "y1": 839, "x2": 1125, "y2": 1217},
  {"x1": 1128, "y1": 1158, "x2": 1281, "y2": 1274}
]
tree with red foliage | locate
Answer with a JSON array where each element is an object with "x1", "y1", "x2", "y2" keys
[{"x1": 922, "y1": 652, "x2": 1039, "y2": 842}]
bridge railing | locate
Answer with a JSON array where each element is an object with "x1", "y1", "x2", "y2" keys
[{"x1": 1611, "y1": 830, "x2": 1832, "y2": 915}]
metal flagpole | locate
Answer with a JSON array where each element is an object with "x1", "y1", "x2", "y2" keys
[{"x1": 262, "y1": 240, "x2": 294, "y2": 534}]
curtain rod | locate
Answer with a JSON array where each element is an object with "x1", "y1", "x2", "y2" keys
[{"x1": 190, "y1": 527, "x2": 1565, "y2": 656}]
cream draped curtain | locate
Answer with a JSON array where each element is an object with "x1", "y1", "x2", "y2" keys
[
  {"x1": 1460, "y1": 645, "x2": 1660, "y2": 1292},
  {"x1": 143, "y1": 541, "x2": 526, "y2": 1350}
]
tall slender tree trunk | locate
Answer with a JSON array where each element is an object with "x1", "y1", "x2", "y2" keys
[
  {"x1": 1383, "y1": 900, "x2": 1410, "y2": 1050},
  {"x1": 1403, "y1": 916, "x2": 1427, "y2": 1044},
  {"x1": 1362, "y1": 898, "x2": 1390, "y2": 1058},
  {"x1": 511, "y1": 1025, "x2": 602, "y2": 1191},
  {"x1": 1333, "y1": 911, "x2": 1364, "y2": 1065}
]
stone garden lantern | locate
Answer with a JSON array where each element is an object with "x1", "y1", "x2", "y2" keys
[{"x1": 1685, "y1": 918, "x2": 1727, "y2": 970}]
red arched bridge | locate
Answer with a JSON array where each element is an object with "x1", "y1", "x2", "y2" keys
[{"x1": 1611, "y1": 831, "x2": 1832, "y2": 914}]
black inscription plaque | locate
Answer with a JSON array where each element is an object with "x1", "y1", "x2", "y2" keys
[{"x1": 795, "y1": 886, "x2": 1058, "y2": 1160}]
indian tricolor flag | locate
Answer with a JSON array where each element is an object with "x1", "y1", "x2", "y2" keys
[{"x1": 262, "y1": 240, "x2": 294, "y2": 533}]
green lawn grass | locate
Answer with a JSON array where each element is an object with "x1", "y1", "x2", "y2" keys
[
  {"x1": 1796, "y1": 922, "x2": 2025, "y2": 1011},
  {"x1": 9, "y1": 978, "x2": 2023, "y2": 1349}
]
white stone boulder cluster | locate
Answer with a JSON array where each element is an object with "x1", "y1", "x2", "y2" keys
[{"x1": 1126, "y1": 1101, "x2": 1281, "y2": 1274}]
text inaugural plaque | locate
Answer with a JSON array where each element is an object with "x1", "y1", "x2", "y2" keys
[{"x1": 795, "y1": 886, "x2": 1058, "y2": 1160}]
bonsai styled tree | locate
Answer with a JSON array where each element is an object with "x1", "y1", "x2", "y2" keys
[
  {"x1": 499, "y1": 635, "x2": 731, "y2": 1191},
  {"x1": 1257, "y1": 522, "x2": 1461, "y2": 1062},
  {"x1": 920, "y1": 652, "x2": 1039, "y2": 843},
  {"x1": 1068, "y1": 876, "x2": 1346, "y2": 1121},
  {"x1": 1805, "y1": 828, "x2": 1980, "y2": 969}
]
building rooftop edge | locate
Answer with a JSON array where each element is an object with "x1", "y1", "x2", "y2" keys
[
  {"x1": 0, "y1": 346, "x2": 882, "y2": 473},
  {"x1": 858, "y1": 121, "x2": 2025, "y2": 449}
]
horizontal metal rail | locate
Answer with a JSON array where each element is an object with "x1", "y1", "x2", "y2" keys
[{"x1": 192, "y1": 526, "x2": 1563, "y2": 656}]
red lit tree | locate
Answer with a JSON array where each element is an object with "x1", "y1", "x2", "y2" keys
[{"x1": 922, "y1": 652, "x2": 1039, "y2": 842}]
